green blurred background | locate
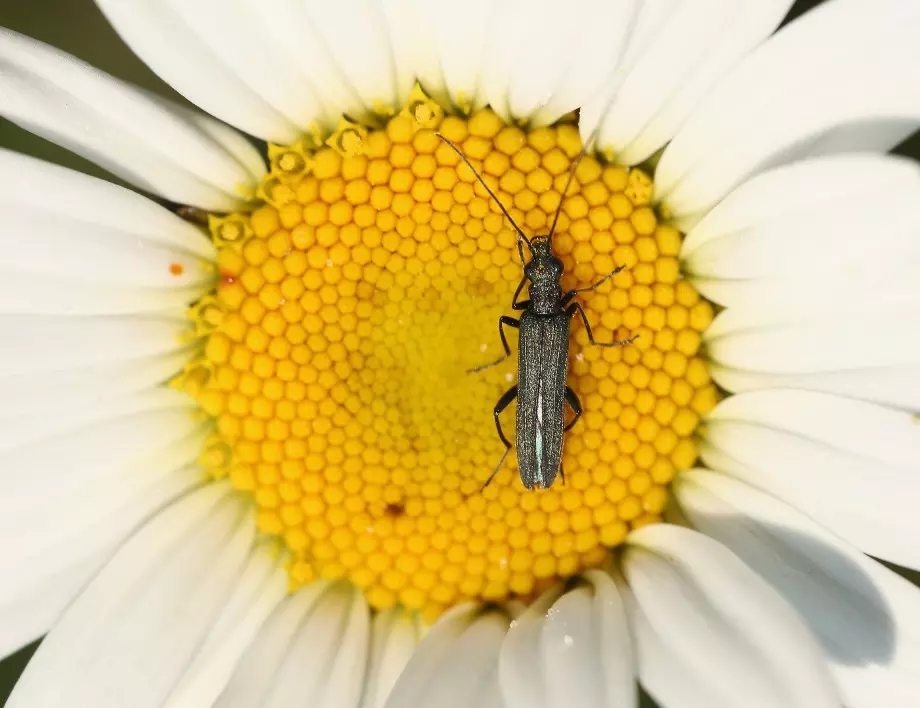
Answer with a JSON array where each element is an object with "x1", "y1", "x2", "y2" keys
[{"x1": 1, "y1": 0, "x2": 918, "y2": 705}]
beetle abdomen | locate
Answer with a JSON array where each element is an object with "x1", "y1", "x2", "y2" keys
[{"x1": 516, "y1": 311, "x2": 570, "y2": 489}]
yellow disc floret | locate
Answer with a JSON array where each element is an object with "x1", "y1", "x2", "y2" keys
[{"x1": 180, "y1": 95, "x2": 717, "y2": 622}]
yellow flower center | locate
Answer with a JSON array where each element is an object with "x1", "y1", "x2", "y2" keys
[{"x1": 179, "y1": 93, "x2": 717, "y2": 622}]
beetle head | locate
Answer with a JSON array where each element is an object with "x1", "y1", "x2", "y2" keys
[{"x1": 525, "y1": 236, "x2": 563, "y2": 282}]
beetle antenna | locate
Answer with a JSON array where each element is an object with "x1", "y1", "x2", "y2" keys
[
  {"x1": 547, "y1": 126, "x2": 602, "y2": 240},
  {"x1": 436, "y1": 133, "x2": 530, "y2": 250}
]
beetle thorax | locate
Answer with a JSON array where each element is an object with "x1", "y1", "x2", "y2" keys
[{"x1": 525, "y1": 241, "x2": 564, "y2": 314}]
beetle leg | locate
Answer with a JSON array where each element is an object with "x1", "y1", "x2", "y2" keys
[
  {"x1": 492, "y1": 385, "x2": 518, "y2": 448},
  {"x1": 561, "y1": 264, "x2": 627, "y2": 307},
  {"x1": 563, "y1": 386, "x2": 583, "y2": 432},
  {"x1": 482, "y1": 385, "x2": 518, "y2": 490},
  {"x1": 510, "y1": 275, "x2": 530, "y2": 310},
  {"x1": 567, "y1": 301, "x2": 638, "y2": 348},
  {"x1": 468, "y1": 316, "x2": 520, "y2": 373},
  {"x1": 552, "y1": 389, "x2": 584, "y2": 487}
]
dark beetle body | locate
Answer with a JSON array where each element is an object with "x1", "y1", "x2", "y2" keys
[
  {"x1": 516, "y1": 307, "x2": 570, "y2": 489},
  {"x1": 516, "y1": 240, "x2": 570, "y2": 489},
  {"x1": 480, "y1": 237, "x2": 631, "y2": 490},
  {"x1": 435, "y1": 132, "x2": 635, "y2": 491}
]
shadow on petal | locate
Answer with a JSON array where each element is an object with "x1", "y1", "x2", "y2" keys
[{"x1": 676, "y1": 472, "x2": 896, "y2": 667}]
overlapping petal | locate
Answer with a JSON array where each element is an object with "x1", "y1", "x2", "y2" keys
[
  {"x1": 0, "y1": 28, "x2": 264, "y2": 210},
  {"x1": 499, "y1": 572, "x2": 635, "y2": 708},
  {"x1": 704, "y1": 294, "x2": 920, "y2": 410},
  {"x1": 618, "y1": 582, "x2": 725, "y2": 708},
  {"x1": 0, "y1": 464, "x2": 199, "y2": 659},
  {"x1": 214, "y1": 581, "x2": 370, "y2": 708},
  {"x1": 95, "y1": 0, "x2": 404, "y2": 138},
  {"x1": 0, "y1": 153, "x2": 199, "y2": 411},
  {"x1": 0, "y1": 149, "x2": 216, "y2": 315},
  {"x1": 359, "y1": 608, "x2": 424, "y2": 708},
  {"x1": 624, "y1": 524, "x2": 840, "y2": 708},
  {"x1": 0, "y1": 313, "x2": 193, "y2": 379},
  {"x1": 656, "y1": 0, "x2": 920, "y2": 227},
  {"x1": 6, "y1": 484, "x2": 255, "y2": 708},
  {"x1": 162, "y1": 543, "x2": 288, "y2": 708},
  {"x1": 480, "y1": 0, "x2": 635, "y2": 126},
  {"x1": 699, "y1": 390, "x2": 920, "y2": 569},
  {"x1": 676, "y1": 470, "x2": 920, "y2": 708},
  {"x1": 0, "y1": 389, "x2": 207, "y2": 658},
  {"x1": 0, "y1": 348, "x2": 193, "y2": 418},
  {"x1": 384, "y1": 604, "x2": 509, "y2": 708},
  {"x1": 681, "y1": 154, "x2": 920, "y2": 308},
  {"x1": 393, "y1": 0, "x2": 492, "y2": 113},
  {"x1": 583, "y1": 0, "x2": 793, "y2": 165}
]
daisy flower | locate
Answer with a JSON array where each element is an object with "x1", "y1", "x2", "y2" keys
[{"x1": 1, "y1": 0, "x2": 919, "y2": 706}]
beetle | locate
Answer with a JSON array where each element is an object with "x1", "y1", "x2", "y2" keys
[{"x1": 437, "y1": 134, "x2": 636, "y2": 490}]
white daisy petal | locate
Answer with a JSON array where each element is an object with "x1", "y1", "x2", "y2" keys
[
  {"x1": 213, "y1": 581, "x2": 329, "y2": 708},
  {"x1": 157, "y1": 0, "x2": 323, "y2": 136},
  {"x1": 0, "y1": 152, "x2": 200, "y2": 382},
  {"x1": 0, "y1": 28, "x2": 265, "y2": 210},
  {"x1": 676, "y1": 469, "x2": 920, "y2": 708},
  {"x1": 705, "y1": 296, "x2": 920, "y2": 409},
  {"x1": 0, "y1": 314, "x2": 191, "y2": 377},
  {"x1": 384, "y1": 604, "x2": 508, "y2": 708},
  {"x1": 578, "y1": 0, "x2": 689, "y2": 137},
  {"x1": 408, "y1": 0, "x2": 492, "y2": 113},
  {"x1": 312, "y1": 587, "x2": 372, "y2": 708},
  {"x1": 1, "y1": 152, "x2": 215, "y2": 314},
  {"x1": 538, "y1": 589, "x2": 604, "y2": 707},
  {"x1": 1, "y1": 560, "x2": 99, "y2": 660},
  {"x1": 264, "y1": 0, "x2": 374, "y2": 126},
  {"x1": 500, "y1": 572, "x2": 635, "y2": 708},
  {"x1": 0, "y1": 465, "x2": 199, "y2": 659},
  {"x1": 0, "y1": 452, "x2": 202, "y2": 585},
  {"x1": 700, "y1": 390, "x2": 920, "y2": 569},
  {"x1": 656, "y1": 0, "x2": 920, "y2": 227},
  {"x1": 0, "y1": 272, "x2": 206, "y2": 317},
  {"x1": 266, "y1": 584, "x2": 369, "y2": 708},
  {"x1": 0, "y1": 387, "x2": 196, "y2": 454},
  {"x1": 682, "y1": 154, "x2": 920, "y2": 308},
  {"x1": 6, "y1": 483, "x2": 255, "y2": 708},
  {"x1": 92, "y1": 0, "x2": 300, "y2": 143},
  {"x1": 300, "y1": 0, "x2": 402, "y2": 117},
  {"x1": 162, "y1": 543, "x2": 288, "y2": 708},
  {"x1": 588, "y1": 0, "x2": 793, "y2": 165},
  {"x1": 587, "y1": 570, "x2": 636, "y2": 707},
  {"x1": 176, "y1": 101, "x2": 271, "y2": 180},
  {"x1": 624, "y1": 524, "x2": 840, "y2": 708},
  {"x1": 216, "y1": 582, "x2": 370, "y2": 708},
  {"x1": 482, "y1": 0, "x2": 636, "y2": 125},
  {"x1": 0, "y1": 148, "x2": 215, "y2": 259},
  {"x1": 618, "y1": 579, "x2": 725, "y2": 708},
  {"x1": 500, "y1": 587, "x2": 564, "y2": 708},
  {"x1": 799, "y1": 119, "x2": 918, "y2": 157},
  {"x1": 528, "y1": 0, "x2": 638, "y2": 128},
  {"x1": 710, "y1": 361, "x2": 920, "y2": 414},
  {"x1": 0, "y1": 392, "x2": 209, "y2": 617},
  {"x1": 380, "y1": 0, "x2": 441, "y2": 107},
  {"x1": 359, "y1": 608, "x2": 424, "y2": 708},
  {"x1": 0, "y1": 348, "x2": 193, "y2": 418}
]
